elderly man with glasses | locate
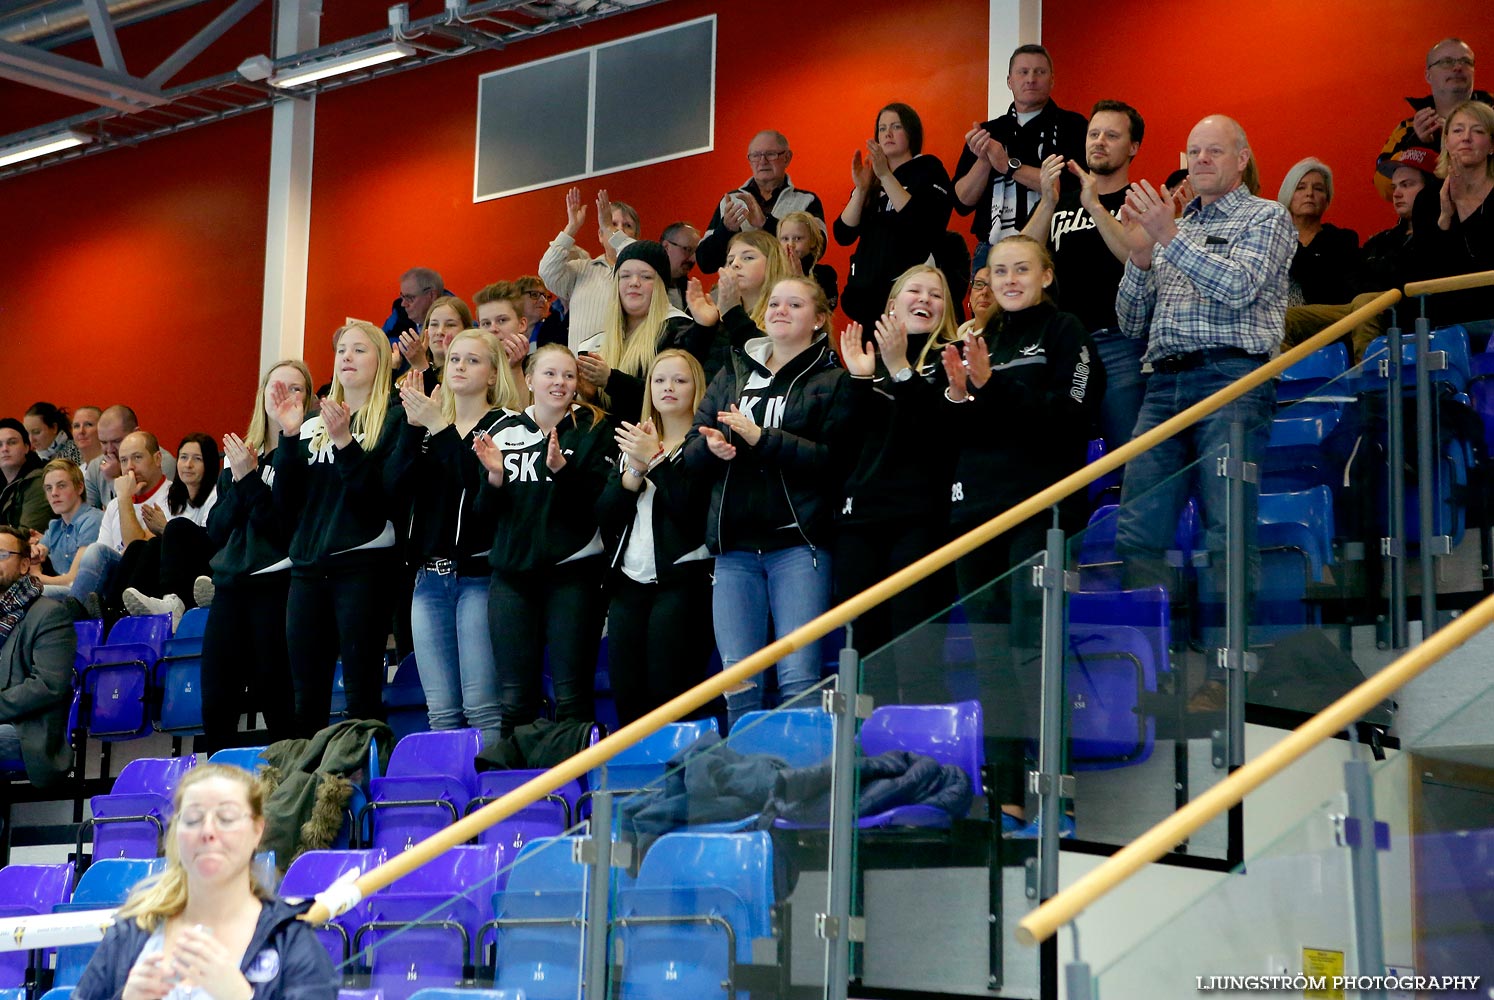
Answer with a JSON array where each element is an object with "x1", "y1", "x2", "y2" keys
[
  {"x1": 0, "y1": 524, "x2": 74, "y2": 789},
  {"x1": 1376, "y1": 37, "x2": 1490, "y2": 198},
  {"x1": 696, "y1": 129, "x2": 824, "y2": 274}
]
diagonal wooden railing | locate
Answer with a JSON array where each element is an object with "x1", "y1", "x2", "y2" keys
[{"x1": 303, "y1": 287, "x2": 1402, "y2": 926}]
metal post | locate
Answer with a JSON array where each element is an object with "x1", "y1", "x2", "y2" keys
[
  {"x1": 1342, "y1": 750, "x2": 1387, "y2": 999},
  {"x1": 1223, "y1": 421, "x2": 1253, "y2": 769},
  {"x1": 1033, "y1": 515, "x2": 1068, "y2": 899},
  {"x1": 581, "y1": 791, "x2": 612, "y2": 1000},
  {"x1": 1414, "y1": 300, "x2": 1439, "y2": 635},
  {"x1": 821, "y1": 654, "x2": 861, "y2": 1000},
  {"x1": 1384, "y1": 318, "x2": 1409, "y2": 648}
]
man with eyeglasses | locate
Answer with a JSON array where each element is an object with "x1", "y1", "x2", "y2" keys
[
  {"x1": 382, "y1": 266, "x2": 454, "y2": 367},
  {"x1": 696, "y1": 130, "x2": 824, "y2": 274},
  {"x1": 1376, "y1": 38, "x2": 1489, "y2": 199},
  {"x1": 0, "y1": 524, "x2": 75, "y2": 789},
  {"x1": 658, "y1": 222, "x2": 701, "y2": 308}
]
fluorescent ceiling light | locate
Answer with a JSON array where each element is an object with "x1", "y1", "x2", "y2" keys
[
  {"x1": 270, "y1": 42, "x2": 415, "y2": 89},
  {"x1": 0, "y1": 130, "x2": 91, "y2": 168}
]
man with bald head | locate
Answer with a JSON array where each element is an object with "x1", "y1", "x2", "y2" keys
[
  {"x1": 1110, "y1": 115, "x2": 1296, "y2": 618},
  {"x1": 84, "y1": 404, "x2": 176, "y2": 509},
  {"x1": 696, "y1": 129, "x2": 825, "y2": 274}
]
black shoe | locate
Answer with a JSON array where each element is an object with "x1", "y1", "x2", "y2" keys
[{"x1": 62, "y1": 597, "x2": 91, "y2": 622}]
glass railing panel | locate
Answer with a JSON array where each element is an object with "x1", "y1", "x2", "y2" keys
[{"x1": 854, "y1": 555, "x2": 1044, "y2": 999}]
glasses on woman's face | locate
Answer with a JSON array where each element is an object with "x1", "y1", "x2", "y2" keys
[{"x1": 180, "y1": 805, "x2": 250, "y2": 830}]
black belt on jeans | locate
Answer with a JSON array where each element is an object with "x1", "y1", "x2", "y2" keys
[
  {"x1": 1148, "y1": 347, "x2": 1267, "y2": 374},
  {"x1": 424, "y1": 558, "x2": 456, "y2": 575}
]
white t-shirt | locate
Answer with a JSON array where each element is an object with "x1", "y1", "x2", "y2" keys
[{"x1": 97, "y1": 477, "x2": 173, "y2": 552}]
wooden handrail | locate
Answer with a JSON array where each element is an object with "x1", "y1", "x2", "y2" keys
[
  {"x1": 1403, "y1": 269, "x2": 1494, "y2": 298},
  {"x1": 302, "y1": 287, "x2": 1400, "y2": 926},
  {"x1": 1017, "y1": 589, "x2": 1494, "y2": 946}
]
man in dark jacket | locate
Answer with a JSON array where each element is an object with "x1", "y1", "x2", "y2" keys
[
  {"x1": 1375, "y1": 37, "x2": 1489, "y2": 199},
  {"x1": 0, "y1": 525, "x2": 74, "y2": 789}
]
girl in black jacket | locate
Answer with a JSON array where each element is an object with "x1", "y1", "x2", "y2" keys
[
  {"x1": 269, "y1": 321, "x2": 411, "y2": 737},
  {"x1": 396, "y1": 329, "x2": 523, "y2": 748},
  {"x1": 835, "y1": 264, "x2": 962, "y2": 699},
  {"x1": 684, "y1": 277, "x2": 850, "y2": 727},
  {"x1": 834, "y1": 102, "x2": 955, "y2": 329},
  {"x1": 941, "y1": 234, "x2": 1104, "y2": 826},
  {"x1": 196, "y1": 359, "x2": 314, "y2": 754},
  {"x1": 596, "y1": 348, "x2": 714, "y2": 726},
  {"x1": 474, "y1": 343, "x2": 615, "y2": 736}
]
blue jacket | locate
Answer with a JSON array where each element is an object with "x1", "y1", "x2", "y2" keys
[{"x1": 72, "y1": 897, "x2": 337, "y2": 1000}]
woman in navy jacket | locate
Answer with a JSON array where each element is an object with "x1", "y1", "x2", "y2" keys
[
  {"x1": 72, "y1": 763, "x2": 337, "y2": 1000},
  {"x1": 474, "y1": 343, "x2": 615, "y2": 736}
]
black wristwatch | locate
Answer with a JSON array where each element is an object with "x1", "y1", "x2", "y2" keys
[{"x1": 1006, "y1": 157, "x2": 1022, "y2": 177}]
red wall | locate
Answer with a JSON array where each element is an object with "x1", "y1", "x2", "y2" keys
[{"x1": 1043, "y1": 1, "x2": 1491, "y2": 241}]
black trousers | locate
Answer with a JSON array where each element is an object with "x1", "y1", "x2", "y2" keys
[
  {"x1": 832, "y1": 519, "x2": 954, "y2": 707},
  {"x1": 606, "y1": 564, "x2": 715, "y2": 727},
  {"x1": 489, "y1": 557, "x2": 606, "y2": 737},
  {"x1": 198, "y1": 572, "x2": 294, "y2": 755},
  {"x1": 106, "y1": 519, "x2": 217, "y2": 621},
  {"x1": 285, "y1": 562, "x2": 394, "y2": 737}
]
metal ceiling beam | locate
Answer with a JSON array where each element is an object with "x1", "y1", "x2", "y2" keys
[
  {"x1": 80, "y1": 0, "x2": 126, "y2": 71},
  {"x1": 0, "y1": 59, "x2": 143, "y2": 110},
  {"x1": 0, "y1": 35, "x2": 162, "y2": 104},
  {"x1": 144, "y1": 0, "x2": 262, "y2": 86}
]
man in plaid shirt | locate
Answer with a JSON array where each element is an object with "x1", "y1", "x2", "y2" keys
[{"x1": 1110, "y1": 115, "x2": 1296, "y2": 597}]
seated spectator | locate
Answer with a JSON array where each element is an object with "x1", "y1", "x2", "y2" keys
[
  {"x1": 474, "y1": 281, "x2": 540, "y2": 391},
  {"x1": 777, "y1": 210, "x2": 839, "y2": 309},
  {"x1": 1278, "y1": 157, "x2": 1362, "y2": 306},
  {"x1": 540, "y1": 187, "x2": 639, "y2": 350},
  {"x1": 397, "y1": 296, "x2": 473, "y2": 393},
  {"x1": 835, "y1": 102, "x2": 955, "y2": 328},
  {"x1": 117, "y1": 433, "x2": 222, "y2": 626},
  {"x1": 516, "y1": 276, "x2": 567, "y2": 348},
  {"x1": 24, "y1": 403, "x2": 81, "y2": 465},
  {"x1": 658, "y1": 222, "x2": 701, "y2": 309},
  {"x1": 85, "y1": 405, "x2": 177, "y2": 509},
  {"x1": 67, "y1": 430, "x2": 173, "y2": 618},
  {"x1": 33, "y1": 459, "x2": 102, "y2": 598},
  {"x1": 1376, "y1": 38, "x2": 1489, "y2": 199},
  {"x1": 1408, "y1": 99, "x2": 1494, "y2": 328},
  {"x1": 0, "y1": 419, "x2": 49, "y2": 533},
  {"x1": 0, "y1": 525, "x2": 74, "y2": 789},
  {"x1": 72, "y1": 405, "x2": 102, "y2": 465},
  {"x1": 957, "y1": 264, "x2": 997, "y2": 337},
  {"x1": 696, "y1": 129, "x2": 825, "y2": 274},
  {"x1": 71, "y1": 763, "x2": 339, "y2": 1000},
  {"x1": 383, "y1": 266, "x2": 451, "y2": 347}
]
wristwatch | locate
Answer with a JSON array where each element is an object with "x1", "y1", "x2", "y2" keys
[
  {"x1": 1006, "y1": 157, "x2": 1022, "y2": 177},
  {"x1": 891, "y1": 366, "x2": 914, "y2": 383}
]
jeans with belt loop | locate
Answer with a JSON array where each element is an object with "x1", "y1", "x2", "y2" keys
[{"x1": 411, "y1": 564, "x2": 503, "y2": 748}]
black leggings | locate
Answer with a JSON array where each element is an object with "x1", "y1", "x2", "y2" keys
[
  {"x1": 106, "y1": 519, "x2": 217, "y2": 620},
  {"x1": 285, "y1": 564, "x2": 394, "y2": 737},
  {"x1": 198, "y1": 573, "x2": 294, "y2": 755},
  {"x1": 489, "y1": 558, "x2": 606, "y2": 737},
  {"x1": 606, "y1": 564, "x2": 715, "y2": 727}
]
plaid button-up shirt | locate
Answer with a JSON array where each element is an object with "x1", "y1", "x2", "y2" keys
[{"x1": 1116, "y1": 185, "x2": 1297, "y2": 363}]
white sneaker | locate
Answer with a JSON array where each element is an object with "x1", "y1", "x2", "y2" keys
[
  {"x1": 122, "y1": 589, "x2": 186, "y2": 631},
  {"x1": 193, "y1": 575, "x2": 216, "y2": 608},
  {"x1": 162, "y1": 593, "x2": 186, "y2": 632}
]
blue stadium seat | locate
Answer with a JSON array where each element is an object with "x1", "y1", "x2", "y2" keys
[
  {"x1": 52, "y1": 858, "x2": 166, "y2": 988},
  {"x1": 857, "y1": 701, "x2": 983, "y2": 827},
  {"x1": 208, "y1": 745, "x2": 269, "y2": 773},
  {"x1": 72, "y1": 619, "x2": 103, "y2": 673},
  {"x1": 1263, "y1": 408, "x2": 1344, "y2": 492},
  {"x1": 469, "y1": 771, "x2": 585, "y2": 854},
  {"x1": 1067, "y1": 587, "x2": 1172, "y2": 771},
  {"x1": 281, "y1": 847, "x2": 387, "y2": 966},
  {"x1": 587, "y1": 720, "x2": 717, "y2": 794},
  {"x1": 362, "y1": 729, "x2": 481, "y2": 852},
  {"x1": 154, "y1": 629, "x2": 206, "y2": 738},
  {"x1": 482, "y1": 837, "x2": 587, "y2": 1000},
  {"x1": 0, "y1": 863, "x2": 74, "y2": 988},
  {"x1": 80, "y1": 755, "x2": 197, "y2": 863},
  {"x1": 1085, "y1": 438, "x2": 1124, "y2": 507},
  {"x1": 1259, "y1": 488, "x2": 1336, "y2": 585},
  {"x1": 1276, "y1": 342, "x2": 1350, "y2": 408},
  {"x1": 1360, "y1": 325, "x2": 1472, "y2": 394},
  {"x1": 726, "y1": 709, "x2": 833, "y2": 768},
  {"x1": 409, "y1": 990, "x2": 523, "y2": 1000},
  {"x1": 81, "y1": 613, "x2": 172, "y2": 742},
  {"x1": 615, "y1": 831, "x2": 775, "y2": 1000},
  {"x1": 383, "y1": 654, "x2": 429, "y2": 743}
]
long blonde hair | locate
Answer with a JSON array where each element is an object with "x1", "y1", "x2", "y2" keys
[
  {"x1": 439, "y1": 329, "x2": 523, "y2": 425},
  {"x1": 529, "y1": 343, "x2": 607, "y2": 431},
  {"x1": 246, "y1": 359, "x2": 314, "y2": 454},
  {"x1": 727, "y1": 229, "x2": 793, "y2": 329},
  {"x1": 114, "y1": 764, "x2": 272, "y2": 932},
  {"x1": 883, "y1": 265, "x2": 961, "y2": 371},
  {"x1": 600, "y1": 263, "x2": 674, "y2": 383},
  {"x1": 640, "y1": 348, "x2": 707, "y2": 430},
  {"x1": 312, "y1": 321, "x2": 393, "y2": 454}
]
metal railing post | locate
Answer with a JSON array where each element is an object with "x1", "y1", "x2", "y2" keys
[
  {"x1": 581, "y1": 791, "x2": 614, "y2": 1000},
  {"x1": 1033, "y1": 514, "x2": 1070, "y2": 899},
  {"x1": 1223, "y1": 421, "x2": 1257, "y2": 768},
  {"x1": 1341, "y1": 744, "x2": 1388, "y2": 999},
  {"x1": 1384, "y1": 314, "x2": 1409, "y2": 648},
  {"x1": 821, "y1": 649, "x2": 864, "y2": 1000},
  {"x1": 1414, "y1": 298, "x2": 1439, "y2": 635}
]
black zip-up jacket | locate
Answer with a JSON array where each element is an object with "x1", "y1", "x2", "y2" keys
[
  {"x1": 838, "y1": 337, "x2": 957, "y2": 527},
  {"x1": 596, "y1": 445, "x2": 712, "y2": 584},
  {"x1": 72, "y1": 897, "x2": 338, "y2": 1000},
  {"x1": 946, "y1": 303, "x2": 1104, "y2": 529},
  {"x1": 271, "y1": 407, "x2": 411, "y2": 572},
  {"x1": 206, "y1": 456, "x2": 291, "y2": 584},
  {"x1": 476, "y1": 406, "x2": 616, "y2": 575},
  {"x1": 833, "y1": 154, "x2": 954, "y2": 324},
  {"x1": 684, "y1": 333, "x2": 850, "y2": 553},
  {"x1": 397, "y1": 407, "x2": 509, "y2": 577},
  {"x1": 952, "y1": 99, "x2": 1089, "y2": 240}
]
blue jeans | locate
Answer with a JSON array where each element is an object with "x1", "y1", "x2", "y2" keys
[
  {"x1": 1114, "y1": 356, "x2": 1276, "y2": 592},
  {"x1": 1092, "y1": 328, "x2": 1148, "y2": 448},
  {"x1": 712, "y1": 546, "x2": 833, "y2": 727},
  {"x1": 69, "y1": 543, "x2": 121, "y2": 600},
  {"x1": 0, "y1": 723, "x2": 20, "y2": 771},
  {"x1": 411, "y1": 568, "x2": 503, "y2": 748}
]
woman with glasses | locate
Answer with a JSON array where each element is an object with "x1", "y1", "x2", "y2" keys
[
  {"x1": 73, "y1": 763, "x2": 338, "y2": 1000},
  {"x1": 834, "y1": 102, "x2": 955, "y2": 329}
]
